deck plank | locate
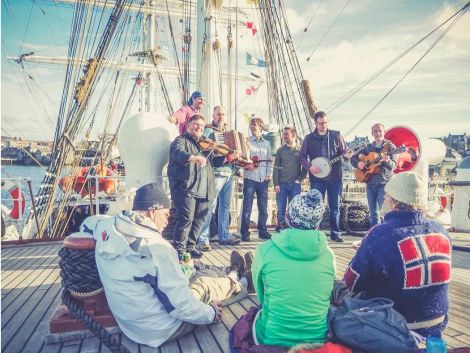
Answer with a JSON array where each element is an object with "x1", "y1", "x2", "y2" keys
[{"x1": 1, "y1": 236, "x2": 469, "y2": 353}]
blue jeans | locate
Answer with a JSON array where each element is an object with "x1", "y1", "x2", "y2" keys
[
  {"x1": 366, "y1": 183, "x2": 385, "y2": 226},
  {"x1": 310, "y1": 179, "x2": 342, "y2": 239},
  {"x1": 276, "y1": 182, "x2": 301, "y2": 224},
  {"x1": 198, "y1": 175, "x2": 233, "y2": 244},
  {"x1": 240, "y1": 179, "x2": 269, "y2": 237}
]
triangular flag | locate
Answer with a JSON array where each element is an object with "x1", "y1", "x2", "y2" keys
[
  {"x1": 246, "y1": 22, "x2": 254, "y2": 29},
  {"x1": 246, "y1": 88, "x2": 252, "y2": 95},
  {"x1": 252, "y1": 28, "x2": 257, "y2": 36}
]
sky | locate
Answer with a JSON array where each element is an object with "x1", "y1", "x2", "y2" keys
[{"x1": 1, "y1": 0, "x2": 469, "y2": 142}]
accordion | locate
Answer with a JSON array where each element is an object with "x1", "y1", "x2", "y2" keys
[{"x1": 214, "y1": 130, "x2": 251, "y2": 167}]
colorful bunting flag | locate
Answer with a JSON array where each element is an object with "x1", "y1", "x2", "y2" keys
[
  {"x1": 246, "y1": 53, "x2": 267, "y2": 67},
  {"x1": 246, "y1": 22, "x2": 257, "y2": 35},
  {"x1": 245, "y1": 85, "x2": 257, "y2": 95}
]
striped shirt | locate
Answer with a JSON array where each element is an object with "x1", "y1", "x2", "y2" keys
[{"x1": 244, "y1": 135, "x2": 272, "y2": 182}]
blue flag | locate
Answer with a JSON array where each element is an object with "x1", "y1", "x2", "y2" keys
[{"x1": 246, "y1": 53, "x2": 267, "y2": 67}]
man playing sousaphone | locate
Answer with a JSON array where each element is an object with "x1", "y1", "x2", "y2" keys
[
  {"x1": 350, "y1": 123, "x2": 397, "y2": 227},
  {"x1": 300, "y1": 111, "x2": 352, "y2": 242}
]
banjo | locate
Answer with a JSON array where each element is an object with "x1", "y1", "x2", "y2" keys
[{"x1": 310, "y1": 144, "x2": 365, "y2": 178}]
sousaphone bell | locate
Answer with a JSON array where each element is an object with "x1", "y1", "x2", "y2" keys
[{"x1": 384, "y1": 126, "x2": 421, "y2": 173}]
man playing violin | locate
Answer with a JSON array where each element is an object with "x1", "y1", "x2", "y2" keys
[
  {"x1": 300, "y1": 111, "x2": 352, "y2": 242},
  {"x1": 350, "y1": 123, "x2": 397, "y2": 227},
  {"x1": 240, "y1": 117, "x2": 273, "y2": 242},
  {"x1": 197, "y1": 106, "x2": 241, "y2": 250},
  {"x1": 168, "y1": 115, "x2": 215, "y2": 260}
]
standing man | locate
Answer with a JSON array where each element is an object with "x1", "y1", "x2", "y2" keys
[
  {"x1": 300, "y1": 111, "x2": 352, "y2": 242},
  {"x1": 273, "y1": 125, "x2": 307, "y2": 232},
  {"x1": 168, "y1": 91, "x2": 205, "y2": 135},
  {"x1": 168, "y1": 115, "x2": 215, "y2": 259},
  {"x1": 197, "y1": 106, "x2": 241, "y2": 250},
  {"x1": 240, "y1": 118, "x2": 273, "y2": 242},
  {"x1": 350, "y1": 123, "x2": 397, "y2": 227}
]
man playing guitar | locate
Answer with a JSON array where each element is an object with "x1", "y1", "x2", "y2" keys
[
  {"x1": 300, "y1": 111, "x2": 352, "y2": 242},
  {"x1": 350, "y1": 123, "x2": 397, "y2": 227}
]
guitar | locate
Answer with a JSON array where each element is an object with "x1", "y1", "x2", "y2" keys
[
  {"x1": 354, "y1": 145, "x2": 407, "y2": 183},
  {"x1": 310, "y1": 144, "x2": 366, "y2": 179}
]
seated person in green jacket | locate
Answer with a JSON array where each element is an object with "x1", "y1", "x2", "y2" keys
[{"x1": 251, "y1": 189, "x2": 336, "y2": 347}]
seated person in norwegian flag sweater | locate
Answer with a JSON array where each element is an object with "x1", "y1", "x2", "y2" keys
[{"x1": 343, "y1": 172, "x2": 451, "y2": 337}]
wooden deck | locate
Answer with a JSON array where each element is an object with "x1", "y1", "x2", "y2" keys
[{"x1": 2, "y1": 236, "x2": 470, "y2": 353}]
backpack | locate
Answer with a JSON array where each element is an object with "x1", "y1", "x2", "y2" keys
[{"x1": 329, "y1": 297, "x2": 418, "y2": 353}]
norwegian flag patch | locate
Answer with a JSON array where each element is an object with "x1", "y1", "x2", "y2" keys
[
  {"x1": 398, "y1": 233, "x2": 451, "y2": 289},
  {"x1": 101, "y1": 231, "x2": 109, "y2": 241}
]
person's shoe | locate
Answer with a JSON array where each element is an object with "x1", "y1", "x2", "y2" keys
[
  {"x1": 231, "y1": 232, "x2": 242, "y2": 239},
  {"x1": 229, "y1": 251, "x2": 245, "y2": 278},
  {"x1": 241, "y1": 234, "x2": 250, "y2": 242},
  {"x1": 189, "y1": 248, "x2": 204, "y2": 259},
  {"x1": 331, "y1": 236, "x2": 344, "y2": 243},
  {"x1": 219, "y1": 237, "x2": 241, "y2": 246},
  {"x1": 259, "y1": 232, "x2": 272, "y2": 240},
  {"x1": 275, "y1": 226, "x2": 281, "y2": 233},
  {"x1": 244, "y1": 252, "x2": 254, "y2": 273},
  {"x1": 197, "y1": 243, "x2": 212, "y2": 252},
  {"x1": 243, "y1": 271, "x2": 255, "y2": 294}
]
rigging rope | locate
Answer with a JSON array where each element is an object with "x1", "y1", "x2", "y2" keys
[
  {"x1": 325, "y1": 1, "x2": 470, "y2": 114},
  {"x1": 343, "y1": 6, "x2": 468, "y2": 138},
  {"x1": 304, "y1": 0, "x2": 352, "y2": 64}
]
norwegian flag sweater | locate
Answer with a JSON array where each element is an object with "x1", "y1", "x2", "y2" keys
[{"x1": 344, "y1": 210, "x2": 451, "y2": 336}]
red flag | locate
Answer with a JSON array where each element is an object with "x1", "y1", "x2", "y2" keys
[
  {"x1": 252, "y1": 28, "x2": 257, "y2": 35},
  {"x1": 246, "y1": 22, "x2": 253, "y2": 29},
  {"x1": 245, "y1": 88, "x2": 252, "y2": 95}
]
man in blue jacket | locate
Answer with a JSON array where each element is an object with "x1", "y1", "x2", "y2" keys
[{"x1": 300, "y1": 111, "x2": 352, "y2": 242}]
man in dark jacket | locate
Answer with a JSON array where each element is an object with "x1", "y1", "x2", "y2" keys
[
  {"x1": 299, "y1": 111, "x2": 352, "y2": 242},
  {"x1": 168, "y1": 115, "x2": 215, "y2": 259},
  {"x1": 350, "y1": 123, "x2": 397, "y2": 227}
]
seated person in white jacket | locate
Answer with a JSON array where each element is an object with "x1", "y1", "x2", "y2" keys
[{"x1": 93, "y1": 183, "x2": 249, "y2": 347}]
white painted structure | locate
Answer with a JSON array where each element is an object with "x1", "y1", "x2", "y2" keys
[{"x1": 451, "y1": 157, "x2": 470, "y2": 232}]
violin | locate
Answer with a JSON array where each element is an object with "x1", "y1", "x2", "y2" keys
[
  {"x1": 197, "y1": 136, "x2": 233, "y2": 157},
  {"x1": 243, "y1": 155, "x2": 273, "y2": 171}
]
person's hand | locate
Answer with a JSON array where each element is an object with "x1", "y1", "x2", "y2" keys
[
  {"x1": 188, "y1": 155, "x2": 207, "y2": 167},
  {"x1": 168, "y1": 116, "x2": 177, "y2": 124},
  {"x1": 309, "y1": 165, "x2": 320, "y2": 175},
  {"x1": 343, "y1": 150, "x2": 353, "y2": 159},
  {"x1": 358, "y1": 161, "x2": 366, "y2": 169},
  {"x1": 381, "y1": 154, "x2": 390, "y2": 163},
  {"x1": 294, "y1": 180, "x2": 301, "y2": 184},
  {"x1": 264, "y1": 176, "x2": 270, "y2": 182},
  {"x1": 210, "y1": 301, "x2": 223, "y2": 322},
  {"x1": 274, "y1": 186, "x2": 280, "y2": 193},
  {"x1": 226, "y1": 152, "x2": 239, "y2": 163}
]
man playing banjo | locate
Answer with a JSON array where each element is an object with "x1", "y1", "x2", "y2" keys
[{"x1": 300, "y1": 111, "x2": 352, "y2": 242}]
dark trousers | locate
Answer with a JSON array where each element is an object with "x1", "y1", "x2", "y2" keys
[
  {"x1": 240, "y1": 179, "x2": 268, "y2": 237},
  {"x1": 310, "y1": 179, "x2": 342, "y2": 239},
  {"x1": 172, "y1": 187, "x2": 210, "y2": 255}
]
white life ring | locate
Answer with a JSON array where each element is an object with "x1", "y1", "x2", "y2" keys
[{"x1": 1, "y1": 180, "x2": 26, "y2": 219}]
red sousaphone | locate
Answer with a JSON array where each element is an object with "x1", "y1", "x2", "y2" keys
[{"x1": 384, "y1": 126, "x2": 421, "y2": 173}]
